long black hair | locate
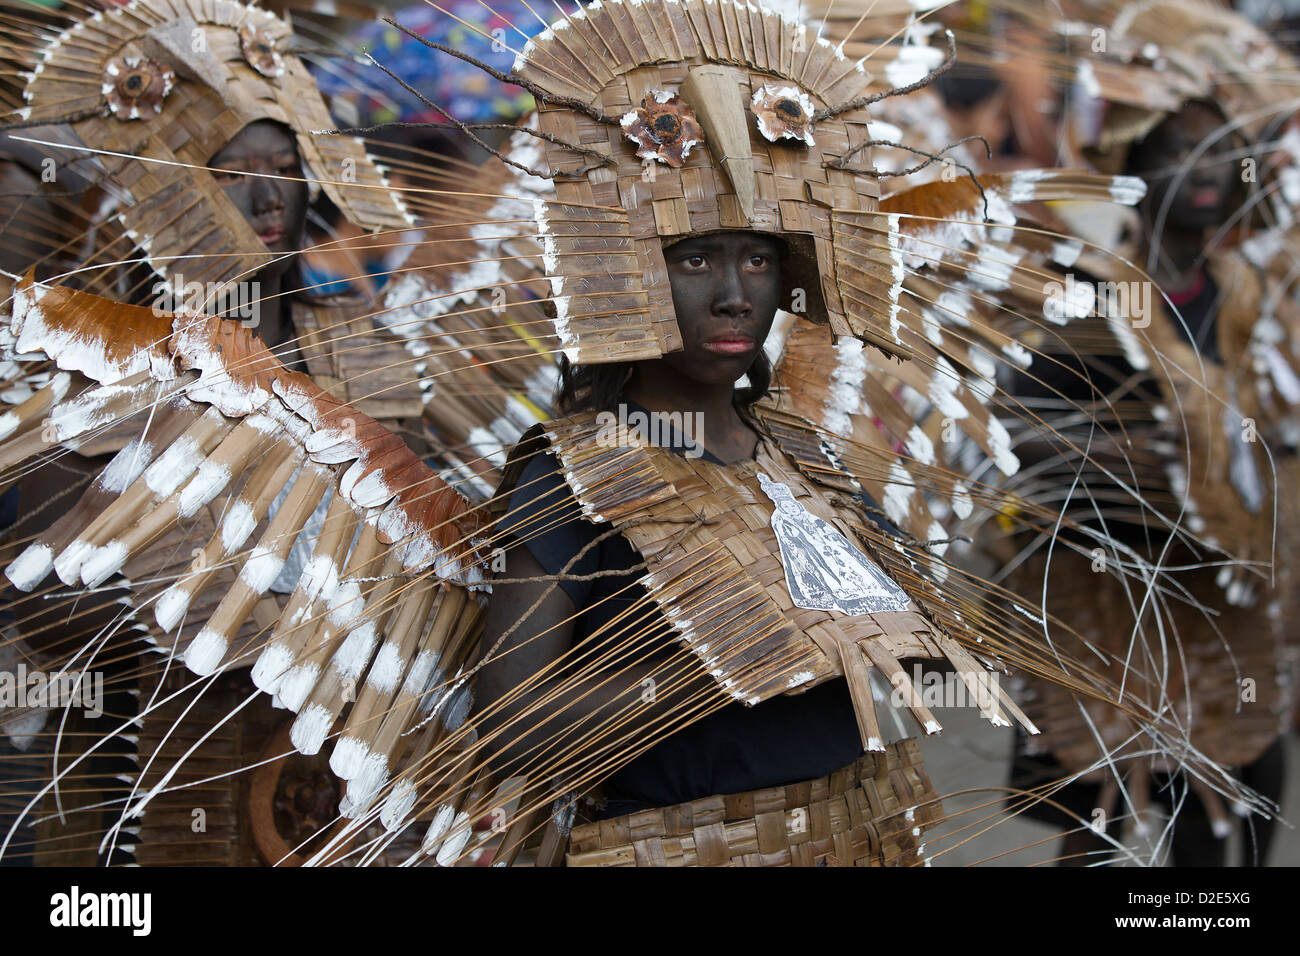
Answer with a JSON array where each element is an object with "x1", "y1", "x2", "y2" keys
[{"x1": 555, "y1": 350, "x2": 773, "y2": 414}]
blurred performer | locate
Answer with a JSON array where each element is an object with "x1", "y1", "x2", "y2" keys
[
  {"x1": 1004, "y1": 0, "x2": 1300, "y2": 866},
  {"x1": 933, "y1": 1, "x2": 1062, "y2": 169}
]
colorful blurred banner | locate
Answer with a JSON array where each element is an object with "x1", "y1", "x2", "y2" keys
[{"x1": 315, "y1": 1, "x2": 543, "y2": 126}]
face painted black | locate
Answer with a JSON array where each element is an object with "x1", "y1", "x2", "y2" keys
[
  {"x1": 662, "y1": 231, "x2": 784, "y2": 388},
  {"x1": 1130, "y1": 102, "x2": 1239, "y2": 231},
  {"x1": 208, "y1": 119, "x2": 309, "y2": 274}
]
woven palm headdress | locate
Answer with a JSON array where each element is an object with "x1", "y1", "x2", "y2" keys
[
  {"x1": 1070, "y1": 0, "x2": 1299, "y2": 170},
  {"x1": 469, "y1": 0, "x2": 933, "y2": 363},
  {"x1": 11, "y1": 0, "x2": 411, "y2": 287}
]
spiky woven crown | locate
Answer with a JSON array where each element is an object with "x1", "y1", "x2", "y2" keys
[
  {"x1": 20, "y1": 0, "x2": 411, "y2": 286},
  {"x1": 506, "y1": 0, "x2": 928, "y2": 364}
]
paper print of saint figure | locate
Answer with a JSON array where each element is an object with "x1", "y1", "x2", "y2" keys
[{"x1": 758, "y1": 472, "x2": 913, "y2": 616}]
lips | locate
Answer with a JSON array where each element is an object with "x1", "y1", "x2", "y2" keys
[
  {"x1": 1190, "y1": 187, "x2": 1221, "y2": 209},
  {"x1": 253, "y1": 218, "x2": 287, "y2": 245},
  {"x1": 702, "y1": 333, "x2": 757, "y2": 356}
]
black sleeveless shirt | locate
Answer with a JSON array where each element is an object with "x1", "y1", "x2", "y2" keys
[{"x1": 495, "y1": 407, "x2": 863, "y2": 816}]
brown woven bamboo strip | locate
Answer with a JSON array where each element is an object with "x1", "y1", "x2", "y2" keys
[{"x1": 566, "y1": 740, "x2": 939, "y2": 867}]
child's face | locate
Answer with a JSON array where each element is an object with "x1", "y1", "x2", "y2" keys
[
  {"x1": 1132, "y1": 102, "x2": 1239, "y2": 231},
  {"x1": 208, "y1": 120, "x2": 309, "y2": 266}
]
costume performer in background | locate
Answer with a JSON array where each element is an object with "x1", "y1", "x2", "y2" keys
[{"x1": 995, "y1": 0, "x2": 1300, "y2": 865}]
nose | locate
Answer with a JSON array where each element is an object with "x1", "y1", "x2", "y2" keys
[
  {"x1": 712, "y1": 260, "x2": 751, "y2": 321},
  {"x1": 250, "y1": 170, "x2": 285, "y2": 215}
]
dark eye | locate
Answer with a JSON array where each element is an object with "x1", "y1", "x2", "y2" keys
[
  {"x1": 212, "y1": 167, "x2": 242, "y2": 185},
  {"x1": 747, "y1": 254, "x2": 771, "y2": 270},
  {"x1": 277, "y1": 163, "x2": 298, "y2": 177},
  {"x1": 677, "y1": 254, "x2": 707, "y2": 270}
]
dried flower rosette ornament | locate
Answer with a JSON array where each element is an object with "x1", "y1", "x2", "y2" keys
[
  {"x1": 102, "y1": 56, "x2": 175, "y2": 120},
  {"x1": 240, "y1": 25, "x2": 285, "y2": 78},
  {"x1": 751, "y1": 84, "x2": 815, "y2": 146},
  {"x1": 620, "y1": 91, "x2": 704, "y2": 166}
]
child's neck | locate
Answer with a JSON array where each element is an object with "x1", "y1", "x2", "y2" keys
[
  {"x1": 1147, "y1": 223, "x2": 1206, "y2": 293},
  {"x1": 624, "y1": 367, "x2": 756, "y2": 464}
]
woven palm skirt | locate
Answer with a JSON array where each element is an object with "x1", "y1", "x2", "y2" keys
[{"x1": 565, "y1": 738, "x2": 941, "y2": 867}]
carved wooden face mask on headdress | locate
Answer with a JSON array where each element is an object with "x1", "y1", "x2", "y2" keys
[
  {"x1": 502, "y1": 0, "x2": 924, "y2": 365},
  {"x1": 20, "y1": 0, "x2": 411, "y2": 287}
]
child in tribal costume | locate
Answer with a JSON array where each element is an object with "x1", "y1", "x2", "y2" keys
[
  {"x1": 992, "y1": 0, "x2": 1300, "y2": 865},
  {"x1": 0, "y1": 0, "x2": 1253, "y2": 867}
]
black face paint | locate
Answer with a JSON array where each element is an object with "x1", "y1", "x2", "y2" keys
[
  {"x1": 663, "y1": 231, "x2": 785, "y2": 389},
  {"x1": 1132, "y1": 102, "x2": 1239, "y2": 231},
  {"x1": 208, "y1": 119, "x2": 309, "y2": 273}
]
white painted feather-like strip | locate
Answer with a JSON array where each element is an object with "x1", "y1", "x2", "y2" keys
[
  {"x1": 422, "y1": 804, "x2": 456, "y2": 854},
  {"x1": 1104, "y1": 308, "x2": 1150, "y2": 372},
  {"x1": 177, "y1": 458, "x2": 231, "y2": 518},
  {"x1": 6, "y1": 543, "x2": 53, "y2": 591},
  {"x1": 435, "y1": 811, "x2": 473, "y2": 866},
  {"x1": 366, "y1": 641, "x2": 406, "y2": 694},
  {"x1": 298, "y1": 553, "x2": 341, "y2": 606},
  {"x1": 220, "y1": 499, "x2": 257, "y2": 553},
  {"x1": 951, "y1": 481, "x2": 973, "y2": 520},
  {"x1": 251, "y1": 642, "x2": 294, "y2": 693},
  {"x1": 823, "y1": 338, "x2": 866, "y2": 437},
  {"x1": 928, "y1": 356, "x2": 968, "y2": 420},
  {"x1": 80, "y1": 539, "x2": 128, "y2": 587},
  {"x1": 380, "y1": 778, "x2": 418, "y2": 831},
  {"x1": 345, "y1": 751, "x2": 390, "y2": 814},
  {"x1": 886, "y1": 213, "x2": 905, "y2": 343},
  {"x1": 906, "y1": 424, "x2": 935, "y2": 466},
  {"x1": 883, "y1": 462, "x2": 914, "y2": 525},
  {"x1": 100, "y1": 439, "x2": 152, "y2": 494},
  {"x1": 1109, "y1": 176, "x2": 1146, "y2": 205},
  {"x1": 240, "y1": 543, "x2": 286, "y2": 593},
  {"x1": 290, "y1": 702, "x2": 333, "y2": 755},
  {"x1": 144, "y1": 435, "x2": 200, "y2": 497},
  {"x1": 985, "y1": 416, "x2": 1019, "y2": 476},
  {"x1": 885, "y1": 39, "x2": 945, "y2": 88},
  {"x1": 400, "y1": 648, "x2": 440, "y2": 697},
  {"x1": 330, "y1": 736, "x2": 368, "y2": 780},
  {"x1": 326, "y1": 579, "x2": 364, "y2": 629},
  {"x1": 278, "y1": 662, "x2": 321, "y2": 713},
  {"x1": 184, "y1": 627, "x2": 227, "y2": 676},
  {"x1": 52, "y1": 539, "x2": 93, "y2": 586},
  {"x1": 153, "y1": 585, "x2": 192, "y2": 632},
  {"x1": 331, "y1": 621, "x2": 378, "y2": 681}
]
